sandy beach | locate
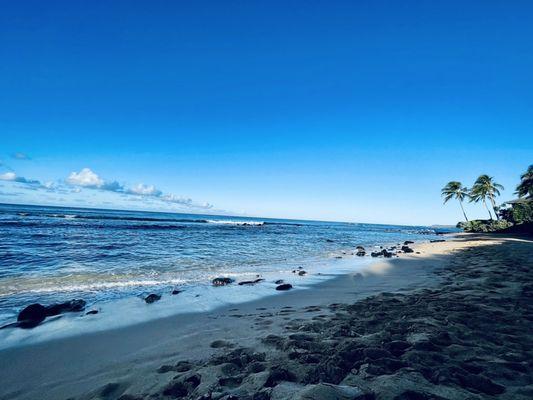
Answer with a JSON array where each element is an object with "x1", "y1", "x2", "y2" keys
[{"x1": 1, "y1": 234, "x2": 532, "y2": 400}]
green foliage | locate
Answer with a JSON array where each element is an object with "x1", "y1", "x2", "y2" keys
[
  {"x1": 441, "y1": 181, "x2": 469, "y2": 203},
  {"x1": 469, "y1": 174, "x2": 504, "y2": 220},
  {"x1": 515, "y1": 164, "x2": 533, "y2": 198},
  {"x1": 458, "y1": 219, "x2": 512, "y2": 233},
  {"x1": 500, "y1": 202, "x2": 533, "y2": 225},
  {"x1": 441, "y1": 181, "x2": 470, "y2": 221},
  {"x1": 470, "y1": 175, "x2": 504, "y2": 202},
  {"x1": 451, "y1": 164, "x2": 532, "y2": 230}
]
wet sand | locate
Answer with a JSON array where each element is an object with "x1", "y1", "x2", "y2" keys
[{"x1": 1, "y1": 234, "x2": 532, "y2": 400}]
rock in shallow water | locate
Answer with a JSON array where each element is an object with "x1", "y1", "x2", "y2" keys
[
  {"x1": 238, "y1": 278, "x2": 265, "y2": 286},
  {"x1": 17, "y1": 304, "x2": 47, "y2": 328},
  {"x1": 45, "y1": 299, "x2": 86, "y2": 316},
  {"x1": 401, "y1": 246, "x2": 414, "y2": 253},
  {"x1": 276, "y1": 284, "x2": 293, "y2": 291},
  {"x1": 212, "y1": 277, "x2": 235, "y2": 286},
  {"x1": 145, "y1": 294, "x2": 161, "y2": 304},
  {"x1": 17, "y1": 299, "x2": 87, "y2": 328}
]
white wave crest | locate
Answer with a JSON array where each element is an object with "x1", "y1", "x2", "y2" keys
[{"x1": 206, "y1": 220, "x2": 265, "y2": 226}]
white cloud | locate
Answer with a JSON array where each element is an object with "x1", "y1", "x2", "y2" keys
[
  {"x1": 160, "y1": 193, "x2": 213, "y2": 209},
  {"x1": 129, "y1": 183, "x2": 162, "y2": 196},
  {"x1": 67, "y1": 168, "x2": 105, "y2": 188},
  {"x1": 0, "y1": 171, "x2": 41, "y2": 185},
  {"x1": 1, "y1": 165, "x2": 215, "y2": 211},
  {"x1": 0, "y1": 172, "x2": 16, "y2": 181}
]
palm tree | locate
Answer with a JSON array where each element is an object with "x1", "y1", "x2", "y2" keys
[
  {"x1": 441, "y1": 181, "x2": 470, "y2": 222},
  {"x1": 470, "y1": 175, "x2": 504, "y2": 220},
  {"x1": 515, "y1": 164, "x2": 533, "y2": 198}
]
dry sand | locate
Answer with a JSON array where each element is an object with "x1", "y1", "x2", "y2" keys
[{"x1": 0, "y1": 234, "x2": 532, "y2": 400}]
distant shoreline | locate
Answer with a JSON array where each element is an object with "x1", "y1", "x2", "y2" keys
[{"x1": 0, "y1": 201, "x2": 455, "y2": 228}]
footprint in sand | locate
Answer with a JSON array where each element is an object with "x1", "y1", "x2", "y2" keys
[
  {"x1": 98, "y1": 382, "x2": 128, "y2": 399},
  {"x1": 210, "y1": 340, "x2": 235, "y2": 349}
]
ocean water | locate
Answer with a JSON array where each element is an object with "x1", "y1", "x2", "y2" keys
[{"x1": 0, "y1": 203, "x2": 450, "y2": 345}]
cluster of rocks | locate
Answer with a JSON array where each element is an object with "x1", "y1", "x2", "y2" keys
[
  {"x1": 354, "y1": 240, "x2": 422, "y2": 259},
  {"x1": 123, "y1": 238, "x2": 532, "y2": 400},
  {"x1": 211, "y1": 275, "x2": 299, "y2": 292},
  {"x1": 15, "y1": 299, "x2": 87, "y2": 329}
]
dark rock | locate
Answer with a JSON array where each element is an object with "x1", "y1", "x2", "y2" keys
[
  {"x1": 276, "y1": 284, "x2": 293, "y2": 291},
  {"x1": 326, "y1": 239, "x2": 335, "y2": 243},
  {"x1": 17, "y1": 304, "x2": 47, "y2": 328},
  {"x1": 86, "y1": 310, "x2": 98, "y2": 315},
  {"x1": 371, "y1": 249, "x2": 394, "y2": 258},
  {"x1": 18, "y1": 300, "x2": 88, "y2": 329},
  {"x1": 239, "y1": 279, "x2": 262, "y2": 286},
  {"x1": 356, "y1": 246, "x2": 365, "y2": 251},
  {"x1": 401, "y1": 246, "x2": 414, "y2": 253},
  {"x1": 430, "y1": 239, "x2": 445, "y2": 243},
  {"x1": 356, "y1": 250, "x2": 366, "y2": 256},
  {"x1": 298, "y1": 270, "x2": 307, "y2": 276},
  {"x1": 404, "y1": 241, "x2": 414, "y2": 245},
  {"x1": 45, "y1": 299, "x2": 86, "y2": 316},
  {"x1": 274, "y1": 279, "x2": 284, "y2": 284},
  {"x1": 212, "y1": 277, "x2": 234, "y2": 286},
  {"x1": 382, "y1": 249, "x2": 393, "y2": 258},
  {"x1": 172, "y1": 289, "x2": 182, "y2": 295},
  {"x1": 145, "y1": 294, "x2": 161, "y2": 304}
]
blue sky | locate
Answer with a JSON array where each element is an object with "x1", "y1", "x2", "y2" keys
[{"x1": 1, "y1": 1, "x2": 532, "y2": 225}]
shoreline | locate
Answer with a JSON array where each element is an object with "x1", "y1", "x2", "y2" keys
[
  {"x1": 1, "y1": 234, "x2": 531, "y2": 399},
  {"x1": 0, "y1": 237, "x2": 437, "y2": 349}
]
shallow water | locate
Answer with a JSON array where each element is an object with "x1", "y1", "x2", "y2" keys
[{"x1": 0, "y1": 203, "x2": 451, "y2": 344}]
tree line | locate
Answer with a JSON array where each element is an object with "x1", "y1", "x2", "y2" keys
[{"x1": 441, "y1": 165, "x2": 532, "y2": 222}]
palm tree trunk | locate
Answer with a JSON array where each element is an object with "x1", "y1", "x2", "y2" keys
[
  {"x1": 483, "y1": 199, "x2": 493, "y2": 220},
  {"x1": 459, "y1": 200, "x2": 469, "y2": 222},
  {"x1": 489, "y1": 195, "x2": 500, "y2": 220}
]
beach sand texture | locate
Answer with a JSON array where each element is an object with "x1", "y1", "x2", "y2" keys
[{"x1": 1, "y1": 234, "x2": 532, "y2": 400}]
